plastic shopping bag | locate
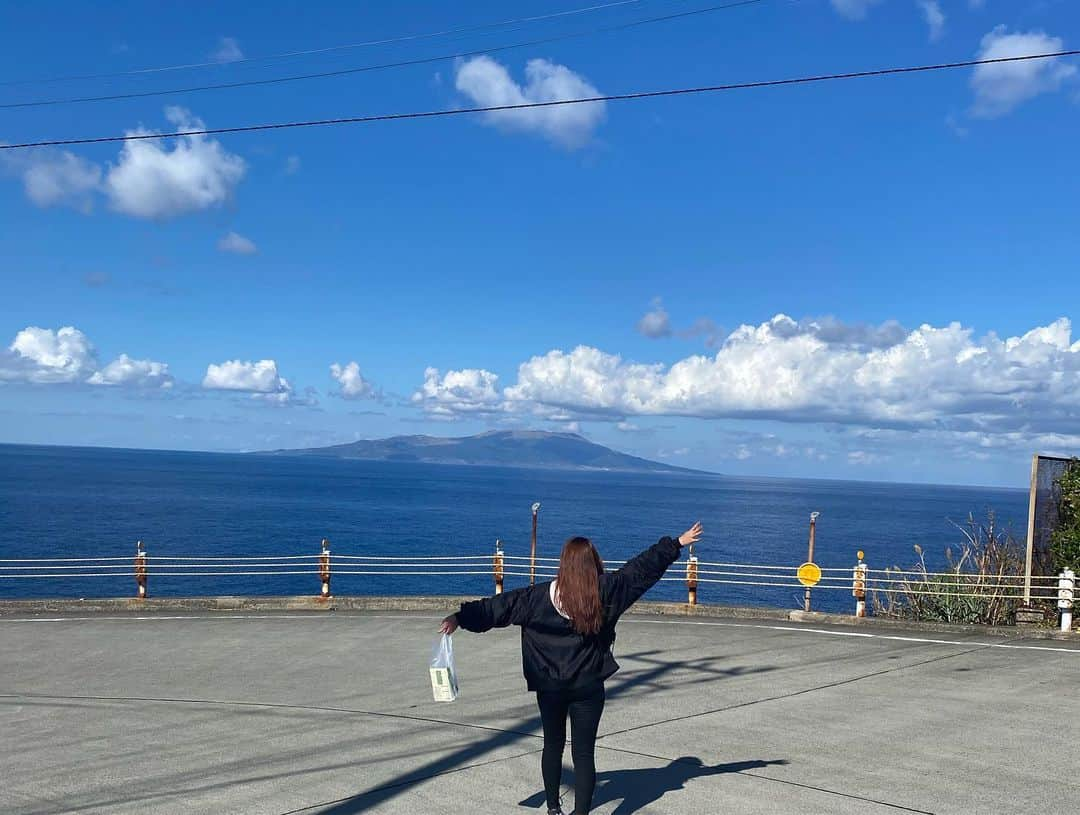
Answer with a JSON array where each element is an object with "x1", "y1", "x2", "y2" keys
[{"x1": 429, "y1": 634, "x2": 459, "y2": 702}]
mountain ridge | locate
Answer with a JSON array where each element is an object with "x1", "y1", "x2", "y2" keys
[{"x1": 259, "y1": 429, "x2": 710, "y2": 475}]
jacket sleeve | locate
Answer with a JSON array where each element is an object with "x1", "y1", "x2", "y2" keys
[
  {"x1": 605, "y1": 536, "x2": 682, "y2": 618},
  {"x1": 456, "y1": 586, "x2": 531, "y2": 633}
]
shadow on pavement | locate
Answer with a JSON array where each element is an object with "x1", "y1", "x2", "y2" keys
[
  {"x1": 302, "y1": 652, "x2": 776, "y2": 815},
  {"x1": 519, "y1": 757, "x2": 790, "y2": 813}
]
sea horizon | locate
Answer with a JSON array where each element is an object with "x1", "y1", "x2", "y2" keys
[
  {"x1": 0, "y1": 443, "x2": 1032, "y2": 611},
  {"x1": 0, "y1": 440, "x2": 1032, "y2": 493}
]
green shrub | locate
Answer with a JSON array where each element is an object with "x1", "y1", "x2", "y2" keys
[
  {"x1": 1050, "y1": 458, "x2": 1080, "y2": 573},
  {"x1": 872, "y1": 511, "x2": 1024, "y2": 626}
]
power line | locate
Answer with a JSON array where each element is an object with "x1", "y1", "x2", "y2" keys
[
  {"x1": 0, "y1": 0, "x2": 768, "y2": 110},
  {"x1": 2, "y1": 49, "x2": 1075, "y2": 151},
  {"x1": 0, "y1": 0, "x2": 655, "y2": 88}
]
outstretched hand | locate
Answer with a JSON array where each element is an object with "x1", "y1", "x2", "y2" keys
[
  {"x1": 678, "y1": 521, "x2": 703, "y2": 548},
  {"x1": 439, "y1": 615, "x2": 459, "y2": 635}
]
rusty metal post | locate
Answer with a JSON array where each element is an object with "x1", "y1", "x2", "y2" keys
[
  {"x1": 530, "y1": 502, "x2": 540, "y2": 586},
  {"x1": 134, "y1": 540, "x2": 147, "y2": 600},
  {"x1": 318, "y1": 538, "x2": 331, "y2": 599},
  {"x1": 804, "y1": 512, "x2": 819, "y2": 613},
  {"x1": 686, "y1": 547, "x2": 699, "y2": 606},
  {"x1": 853, "y1": 550, "x2": 867, "y2": 618},
  {"x1": 494, "y1": 540, "x2": 505, "y2": 595}
]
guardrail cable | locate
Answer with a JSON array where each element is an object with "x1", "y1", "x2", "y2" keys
[{"x1": 0, "y1": 549, "x2": 1069, "y2": 617}]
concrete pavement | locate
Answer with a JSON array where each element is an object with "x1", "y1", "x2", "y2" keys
[{"x1": 1, "y1": 609, "x2": 1078, "y2": 814}]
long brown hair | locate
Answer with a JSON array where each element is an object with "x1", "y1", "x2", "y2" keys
[{"x1": 556, "y1": 536, "x2": 605, "y2": 635}]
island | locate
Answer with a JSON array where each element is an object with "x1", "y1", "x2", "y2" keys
[{"x1": 258, "y1": 430, "x2": 710, "y2": 475}]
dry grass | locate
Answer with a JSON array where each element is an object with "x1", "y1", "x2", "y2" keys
[{"x1": 872, "y1": 511, "x2": 1026, "y2": 626}]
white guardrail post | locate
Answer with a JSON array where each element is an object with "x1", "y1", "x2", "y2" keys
[
  {"x1": 852, "y1": 550, "x2": 867, "y2": 618},
  {"x1": 1059, "y1": 569, "x2": 1075, "y2": 633}
]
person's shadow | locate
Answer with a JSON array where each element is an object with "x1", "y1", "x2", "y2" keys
[{"x1": 521, "y1": 756, "x2": 788, "y2": 813}]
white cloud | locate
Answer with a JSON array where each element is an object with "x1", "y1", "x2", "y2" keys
[
  {"x1": 203, "y1": 359, "x2": 291, "y2": 396},
  {"x1": 454, "y1": 56, "x2": 605, "y2": 149},
  {"x1": 104, "y1": 107, "x2": 246, "y2": 218},
  {"x1": 945, "y1": 113, "x2": 969, "y2": 138},
  {"x1": 636, "y1": 298, "x2": 672, "y2": 339},
  {"x1": 16, "y1": 150, "x2": 102, "y2": 211},
  {"x1": 4, "y1": 108, "x2": 244, "y2": 219},
  {"x1": 284, "y1": 155, "x2": 301, "y2": 175},
  {"x1": 971, "y1": 27, "x2": 1076, "y2": 117},
  {"x1": 917, "y1": 0, "x2": 945, "y2": 42},
  {"x1": 254, "y1": 386, "x2": 317, "y2": 406},
  {"x1": 830, "y1": 0, "x2": 881, "y2": 20},
  {"x1": 636, "y1": 301, "x2": 723, "y2": 346},
  {"x1": 88, "y1": 354, "x2": 173, "y2": 388},
  {"x1": 0, "y1": 325, "x2": 171, "y2": 389},
  {"x1": 775, "y1": 315, "x2": 906, "y2": 348},
  {"x1": 417, "y1": 315, "x2": 1080, "y2": 445},
  {"x1": 680, "y1": 317, "x2": 723, "y2": 348},
  {"x1": 507, "y1": 315, "x2": 1080, "y2": 431},
  {"x1": 411, "y1": 366, "x2": 503, "y2": 418},
  {"x1": 211, "y1": 36, "x2": 244, "y2": 63},
  {"x1": 968, "y1": 0, "x2": 985, "y2": 8},
  {"x1": 848, "y1": 450, "x2": 883, "y2": 465},
  {"x1": 2, "y1": 326, "x2": 97, "y2": 384},
  {"x1": 330, "y1": 361, "x2": 378, "y2": 400},
  {"x1": 200, "y1": 359, "x2": 314, "y2": 406},
  {"x1": 656, "y1": 446, "x2": 689, "y2": 459},
  {"x1": 217, "y1": 231, "x2": 257, "y2": 255}
]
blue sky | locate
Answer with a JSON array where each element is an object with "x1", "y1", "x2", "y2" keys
[{"x1": 1, "y1": 0, "x2": 1078, "y2": 486}]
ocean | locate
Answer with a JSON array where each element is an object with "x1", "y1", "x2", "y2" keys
[{"x1": 0, "y1": 444, "x2": 1029, "y2": 613}]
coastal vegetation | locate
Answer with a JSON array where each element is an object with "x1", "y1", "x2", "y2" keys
[
  {"x1": 872, "y1": 511, "x2": 1025, "y2": 626},
  {"x1": 1051, "y1": 458, "x2": 1080, "y2": 573}
]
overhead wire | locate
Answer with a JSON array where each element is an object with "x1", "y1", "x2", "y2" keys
[
  {"x1": 0, "y1": 0, "x2": 659, "y2": 87},
  {"x1": 0, "y1": 0, "x2": 768, "y2": 110},
  {"x1": 1, "y1": 49, "x2": 1076, "y2": 151}
]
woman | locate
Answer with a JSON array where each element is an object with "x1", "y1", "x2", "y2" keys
[{"x1": 440, "y1": 521, "x2": 703, "y2": 815}]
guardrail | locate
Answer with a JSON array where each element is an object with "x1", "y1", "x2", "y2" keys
[{"x1": 1, "y1": 539, "x2": 1074, "y2": 629}]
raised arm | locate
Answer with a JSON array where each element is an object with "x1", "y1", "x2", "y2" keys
[
  {"x1": 606, "y1": 522, "x2": 702, "y2": 617},
  {"x1": 443, "y1": 585, "x2": 531, "y2": 634}
]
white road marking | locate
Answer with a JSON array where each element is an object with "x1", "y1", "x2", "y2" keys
[
  {"x1": 2, "y1": 611, "x2": 1077, "y2": 653},
  {"x1": 621, "y1": 618, "x2": 1080, "y2": 654},
  {"x1": 0, "y1": 614, "x2": 337, "y2": 622},
  {"x1": 0, "y1": 613, "x2": 440, "y2": 623}
]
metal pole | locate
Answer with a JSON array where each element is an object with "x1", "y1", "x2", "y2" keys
[
  {"x1": 319, "y1": 538, "x2": 331, "y2": 599},
  {"x1": 494, "y1": 539, "x2": 505, "y2": 595},
  {"x1": 804, "y1": 512, "x2": 819, "y2": 613},
  {"x1": 135, "y1": 540, "x2": 147, "y2": 600},
  {"x1": 853, "y1": 550, "x2": 867, "y2": 618},
  {"x1": 687, "y1": 547, "x2": 699, "y2": 606},
  {"x1": 530, "y1": 503, "x2": 540, "y2": 585}
]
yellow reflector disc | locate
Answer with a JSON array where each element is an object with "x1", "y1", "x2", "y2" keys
[{"x1": 797, "y1": 562, "x2": 822, "y2": 587}]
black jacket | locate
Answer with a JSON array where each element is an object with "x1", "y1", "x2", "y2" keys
[{"x1": 456, "y1": 536, "x2": 682, "y2": 692}]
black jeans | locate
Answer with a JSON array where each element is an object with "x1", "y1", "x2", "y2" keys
[{"x1": 535, "y1": 682, "x2": 606, "y2": 814}]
